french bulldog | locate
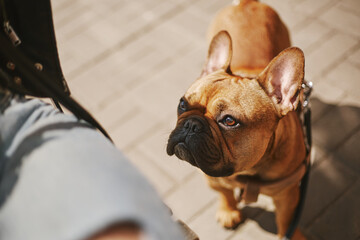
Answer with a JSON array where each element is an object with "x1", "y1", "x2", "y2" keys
[{"x1": 166, "y1": 0, "x2": 307, "y2": 239}]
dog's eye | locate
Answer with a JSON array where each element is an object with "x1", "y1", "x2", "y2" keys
[
  {"x1": 224, "y1": 116, "x2": 236, "y2": 126},
  {"x1": 221, "y1": 115, "x2": 239, "y2": 127},
  {"x1": 178, "y1": 98, "x2": 187, "y2": 114}
]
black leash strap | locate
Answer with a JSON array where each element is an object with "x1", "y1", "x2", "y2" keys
[
  {"x1": 0, "y1": 32, "x2": 112, "y2": 141},
  {"x1": 283, "y1": 81, "x2": 313, "y2": 240}
]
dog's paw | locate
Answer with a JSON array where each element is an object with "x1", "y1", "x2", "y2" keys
[{"x1": 216, "y1": 208, "x2": 243, "y2": 229}]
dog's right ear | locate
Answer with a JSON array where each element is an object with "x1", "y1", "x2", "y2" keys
[
  {"x1": 258, "y1": 47, "x2": 305, "y2": 117},
  {"x1": 200, "y1": 31, "x2": 232, "y2": 77}
]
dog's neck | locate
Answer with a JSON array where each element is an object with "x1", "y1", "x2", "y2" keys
[{"x1": 241, "y1": 111, "x2": 306, "y2": 181}]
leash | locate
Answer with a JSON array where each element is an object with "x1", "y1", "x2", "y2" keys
[{"x1": 282, "y1": 80, "x2": 313, "y2": 240}]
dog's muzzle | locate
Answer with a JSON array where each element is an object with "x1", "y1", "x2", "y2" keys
[{"x1": 167, "y1": 116, "x2": 234, "y2": 177}]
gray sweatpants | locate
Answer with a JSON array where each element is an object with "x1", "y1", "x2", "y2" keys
[{"x1": 0, "y1": 92, "x2": 183, "y2": 240}]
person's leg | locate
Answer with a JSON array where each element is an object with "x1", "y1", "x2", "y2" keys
[{"x1": 0, "y1": 95, "x2": 184, "y2": 240}]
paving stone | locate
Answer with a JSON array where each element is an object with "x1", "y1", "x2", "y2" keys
[
  {"x1": 320, "y1": 5, "x2": 360, "y2": 38},
  {"x1": 53, "y1": 7, "x2": 97, "y2": 42},
  {"x1": 104, "y1": 39, "x2": 198, "y2": 96},
  {"x1": 292, "y1": 19, "x2": 332, "y2": 53},
  {"x1": 189, "y1": 193, "x2": 278, "y2": 239},
  {"x1": 310, "y1": 81, "x2": 346, "y2": 122},
  {"x1": 66, "y1": 62, "x2": 129, "y2": 111},
  {"x1": 161, "y1": 45, "x2": 206, "y2": 88},
  {"x1": 58, "y1": 1, "x2": 184, "y2": 80},
  {"x1": 126, "y1": 52, "x2": 203, "y2": 118},
  {"x1": 85, "y1": 18, "x2": 126, "y2": 48},
  {"x1": 294, "y1": 0, "x2": 337, "y2": 16},
  {"x1": 310, "y1": 144, "x2": 328, "y2": 166},
  {"x1": 338, "y1": 0, "x2": 360, "y2": 16},
  {"x1": 110, "y1": 108, "x2": 161, "y2": 150},
  {"x1": 205, "y1": 0, "x2": 231, "y2": 17},
  {"x1": 104, "y1": 0, "x2": 176, "y2": 30},
  {"x1": 104, "y1": 2, "x2": 144, "y2": 28},
  {"x1": 106, "y1": 13, "x2": 149, "y2": 40},
  {"x1": 313, "y1": 102, "x2": 360, "y2": 150},
  {"x1": 147, "y1": 0, "x2": 184, "y2": 20},
  {"x1": 136, "y1": 119, "x2": 196, "y2": 183},
  {"x1": 127, "y1": 73, "x2": 187, "y2": 118},
  {"x1": 167, "y1": 7, "x2": 209, "y2": 39},
  {"x1": 300, "y1": 158, "x2": 357, "y2": 227},
  {"x1": 310, "y1": 97, "x2": 338, "y2": 126},
  {"x1": 143, "y1": 22, "x2": 194, "y2": 54},
  {"x1": 194, "y1": 0, "x2": 228, "y2": 16},
  {"x1": 228, "y1": 217, "x2": 278, "y2": 240},
  {"x1": 115, "y1": 45, "x2": 172, "y2": 90},
  {"x1": 326, "y1": 61, "x2": 360, "y2": 98},
  {"x1": 125, "y1": 149, "x2": 176, "y2": 196},
  {"x1": 77, "y1": 43, "x2": 168, "y2": 104},
  {"x1": 165, "y1": 172, "x2": 217, "y2": 222},
  {"x1": 82, "y1": 0, "x2": 121, "y2": 16},
  {"x1": 304, "y1": 33, "x2": 358, "y2": 81},
  {"x1": 52, "y1": 1, "x2": 90, "y2": 29},
  {"x1": 262, "y1": 0, "x2": 308, "y2": 29},
  {"x1": 51, "y1": 0, "x2": 72, "y2": 12},
  {"x1": 340, "y1": 94, "x2": 360, "y2": 108},
  {"x1": 347, "y1": 47, "x2": 360, "y2": 67},
  {"x1": 308, "y1": 179, "x2": 360, "y2": 240},
  {"x1": 94, "y1": 94, "x2": 139, "y2": 131},
  {"x1": 188, "y1": 201, "x2": 237, "y2": 240},
  {"x1": 332, "y1": 129, "x2": 360, "y2": 173},
  {"x1": 60, "y1": 32, "x2": 107, "y2": 75},
  {"x1": 70, "y1": 69, "x2": 127, "y2": 106},
  {"x1": 104, "y1": 0, "x2": 173, "y2": 37}
]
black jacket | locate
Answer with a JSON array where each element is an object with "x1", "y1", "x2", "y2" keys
[{"x1": 0, "y1": 0, "x2": 69, "y2": 97}]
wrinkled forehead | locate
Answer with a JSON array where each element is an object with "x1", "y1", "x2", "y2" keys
[
  {"x1": 185, "y1": 71, "x2": 262, "y2": 107},
  {"x1": 185, "y1": 71, "x2": 228, "y2": 103}
]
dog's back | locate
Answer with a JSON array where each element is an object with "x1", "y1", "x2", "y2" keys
[{"x1": 207, "y1": 0, "x2": 290, "y2": 74}]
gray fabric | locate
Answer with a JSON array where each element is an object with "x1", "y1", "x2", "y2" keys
[{"x1": 0, "y1": 95, "x2": 184, "y2": 240}]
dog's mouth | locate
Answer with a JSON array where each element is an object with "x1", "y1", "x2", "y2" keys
[
  {"x1": 173, "y1": 142, "x2": 197, "y2": 167},
  {"x1": 167, "y1": 123, "x2": 234, "y2": 177},
  {"x1": 166, "y1": 128, "x2": 220, "y2": 165}
]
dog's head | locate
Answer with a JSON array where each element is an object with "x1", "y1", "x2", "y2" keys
[{"x1": 167, "y1": 31, "x2": 304, "y2": 177}]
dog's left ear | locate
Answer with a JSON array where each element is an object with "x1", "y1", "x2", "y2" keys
[
  {"x1": 258, "y1": 47, "x2": 305, "y2": 116},
  {"x1": 200, "y1": 31, "x2": 232, "y2": 77}
]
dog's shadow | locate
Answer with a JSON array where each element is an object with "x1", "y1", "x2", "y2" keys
[
  {"x1": 241, "y1": 206, "x2": 277, "y2": 234},
  {"x1": 238, "y1": 97, "x2": 360, "y2": 240}
]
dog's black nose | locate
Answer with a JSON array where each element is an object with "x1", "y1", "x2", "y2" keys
[{"x1": 184, "y1": 118, "x2": 204, "y2": 133}]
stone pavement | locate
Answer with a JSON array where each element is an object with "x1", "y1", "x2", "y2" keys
[{"x1": 52, "y1": 0, "x2": 360, "y2": 239}]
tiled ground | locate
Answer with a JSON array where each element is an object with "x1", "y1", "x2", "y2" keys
[{"x1": 52, "y1": 0, "x2": 360, "y2": 239}]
